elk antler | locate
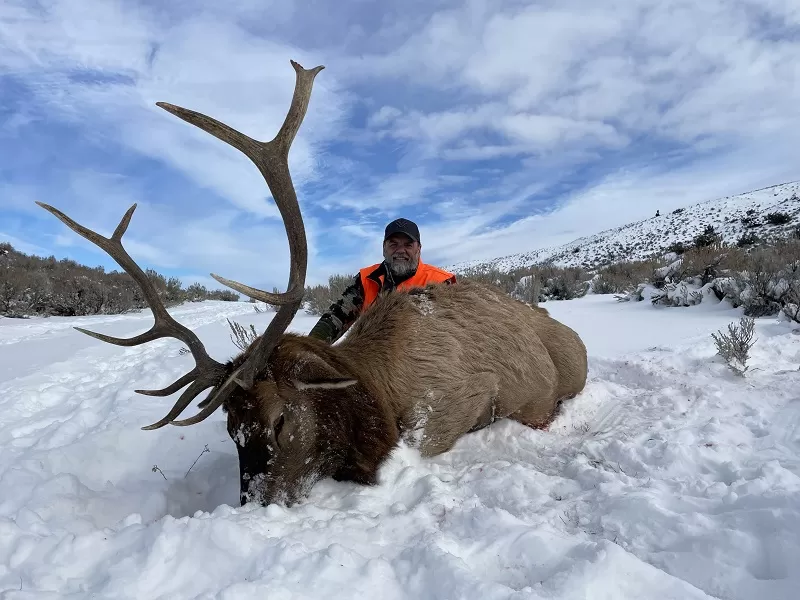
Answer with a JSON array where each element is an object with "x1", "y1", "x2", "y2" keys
[
  {"x1": 38, "y1": 59, "x2": 324, "y2": 429},
  {"x1": 35, "y1": 201, "x2": 229, "y2": 429}
]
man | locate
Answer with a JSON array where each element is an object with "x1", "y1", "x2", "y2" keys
[{"x1": 308, "y1": 218, "x2": 456, "y2": 343}]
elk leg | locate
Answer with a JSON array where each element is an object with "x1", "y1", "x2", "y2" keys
[{"x1": 416, "y1": 372, "x2": 500, "y2": 457}]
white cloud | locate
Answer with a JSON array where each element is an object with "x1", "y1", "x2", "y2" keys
[
  {"x1": 355, "y1": 0, "x2": 800, "y2": 156},
  {"x1": 367, "y1": 106, "x2": 402, "y2": 128},
  {"x1": 1, "y1": 0, "x2": 348, "y2": 219},
  {"x1": 498, "y1": 114, "x2": 626, "y2": 149},
  {"x1": 464, "y1": 5, "x2": 622, "y2": 100},
  {"x1": 371, "y1": 102, "x2": 627, "y2": 162},
  {"x1": 0, "y1": 232, "x2": 50, "y2": 256},
  {"x1": 314, "y1": 166, "x2": 446, "y2": 213}
]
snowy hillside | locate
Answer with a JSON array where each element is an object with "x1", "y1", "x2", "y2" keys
[
  {"x1": 1, "y1": 297, "x2": 799, "y2": 598},
  {"x1": 450, "y1": 181, "x2": 800, "y2": 273}
]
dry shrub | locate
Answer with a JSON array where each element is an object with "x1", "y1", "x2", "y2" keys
[
  {"x1": 593, "y1": 259, "x2": 661, "y2": 294},
  {"x1": 525, "y1": 265, "x2": 589, "y2": 301},
  {"x1": 228, "y1": 318, "x2": 258, "y2": 351},
  {"x1": 458, "y1": 267, "x2": 518, "y2": 294},
  {"x1": 513, "y1": 275, "x2": 541, "y2": 305},
  {"x1": 304, "y1": 273, "x2": 356, "y2": 315},
  {"x1": 673, "y1": 244, "x2": 746, "y2": 286},
  {"x1": 457, "y1": 264, "x2": 590, "y2": 302},
  {"x1": 731, "y1": 239, "x2": 800, "y2": 319},
  {"x1": 711, "y1": 316, "x2": 757, "y2": 376},
  {"x1": 1, "y1": 243, "x2": 239, "y2": 317}
]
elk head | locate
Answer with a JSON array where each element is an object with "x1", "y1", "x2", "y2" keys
[
  {"x1": 223, "y1": 336, "x2": 397, "y2": 506},
  {"x1": 37, "y1": 60, "x2": 337, "y2": 507}
]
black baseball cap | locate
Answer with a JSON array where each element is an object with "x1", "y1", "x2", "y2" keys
[{"x1": 384, "y1": 218, "x2": 420, "y2": 243}]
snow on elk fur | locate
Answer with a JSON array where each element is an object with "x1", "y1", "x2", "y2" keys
[{"x1": 36, "y1": 59, "x2": 588, "y2": 507}]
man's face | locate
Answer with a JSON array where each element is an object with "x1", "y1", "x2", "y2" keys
[{"x1": 383, "y1": 233, "x2": 421, "y2": 276}]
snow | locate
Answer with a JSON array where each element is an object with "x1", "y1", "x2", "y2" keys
[
  {"x1": 1, "y1": 296, "x2": 799, "y2": 599},
  {"x1": 449, "y1": 180, "x2": 800, "y2": 273}
]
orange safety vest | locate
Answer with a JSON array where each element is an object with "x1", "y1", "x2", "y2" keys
[{"x1": 359, "y1": 261, "x2": 456, "y2": 313}]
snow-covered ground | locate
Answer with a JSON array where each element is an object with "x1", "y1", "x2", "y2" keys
[
  {"x1": 449, "y1": 180, "x2": 800, "y2": 273},
  {"x1": 1, "y1": 296, "x2": 799, "y2": 599}
]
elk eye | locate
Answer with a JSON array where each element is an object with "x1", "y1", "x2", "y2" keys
[{"x1": 274, "y1": 413, "x2": 285, "y2": 444}]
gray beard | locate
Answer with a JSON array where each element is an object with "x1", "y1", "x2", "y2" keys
[{"x1": 386, "y1": 256, "x2": 418, "y2": 277}]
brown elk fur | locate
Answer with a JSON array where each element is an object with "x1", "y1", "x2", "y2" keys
[{"x1": 224, "y1": 279, "x2": 588, "y2": 506}]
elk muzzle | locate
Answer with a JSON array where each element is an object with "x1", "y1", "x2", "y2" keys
[
  {"x1": 235, "y1": 442, "x2": 322, "y2": 508},
  {"x1": 236, "y1": 443, "x2": 272, "y2": 506}
]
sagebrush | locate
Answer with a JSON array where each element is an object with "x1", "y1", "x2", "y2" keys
[
  {"x1": 711, "y1": 316, "x2": 757, "y2": 376},
  {"x1": 303, "y1": 273, "x2": 356, "y2": 315},
  {"x1": 228, "y1": 319, "x2": 259, "y2": 352},
  {"x1": 0, "y1": 242, "x2": 239, "y2": 318}
]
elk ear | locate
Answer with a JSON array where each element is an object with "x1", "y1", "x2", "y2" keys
[
  {"x1": 294, "y1": 379, "x2": 359, "y2": 391},
  {"x1": 292, "y1": 352, "x2": 358, "y2": 391}
]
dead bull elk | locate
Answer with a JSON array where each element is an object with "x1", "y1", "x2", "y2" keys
[{"x1": 38, "y1": 60, "x2": 588, "y2": 507}]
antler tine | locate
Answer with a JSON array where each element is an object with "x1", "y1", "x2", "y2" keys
[
  {"x1": 171, "y1": 304, "x2": 300, "y2": 426},
  {"x1": 37, "y1": 60, "x2": 323, "y2": 431},
  {"x1": 156, "y1": 60, "x2": 324, "y2": 425},
  {"x1": 155, "y1": 60, "x2": 324, "y2": 306},
  {"x1": 139, "y1": 377, "x2": 216, "y2": 430},
  {"x1": 209, "y1": 274, "x2": 304, "y2": 305},
  {"x1": 36, "y1": 201, "x2": 228, "y2": 428}
]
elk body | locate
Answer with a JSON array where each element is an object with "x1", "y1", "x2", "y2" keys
[
  {"x1": 229, "y1": 280, "x2": 587, "y2": 505},
  {"x1": 38, "y1": 60, "x2": 588, "y2": 508}
]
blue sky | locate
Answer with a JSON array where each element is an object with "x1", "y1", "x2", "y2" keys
[{"x1": 2, "y1": 0, "x2": 799, "y2": 292}]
